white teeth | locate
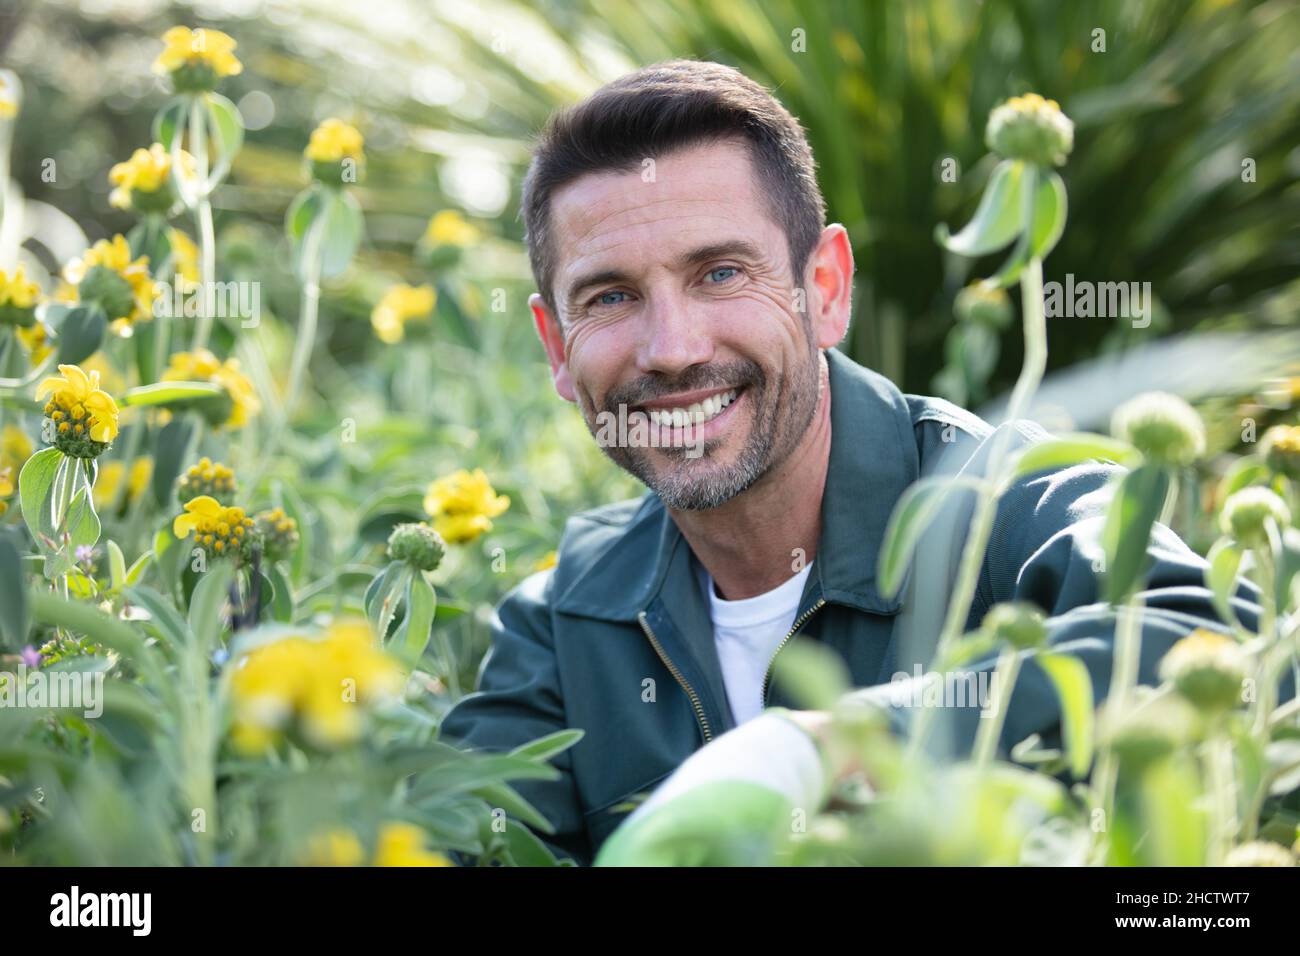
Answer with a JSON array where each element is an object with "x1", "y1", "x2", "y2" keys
[{"x1": 648, "y1": 388, "x2": 740, "y2": 428}]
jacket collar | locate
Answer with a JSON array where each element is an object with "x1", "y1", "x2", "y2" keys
[{"x1": 553, "y1": 347, "x2": 919, "y2": 621}]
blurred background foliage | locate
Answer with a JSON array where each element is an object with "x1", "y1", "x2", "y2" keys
[{"x1": 2, "y1": 0, "x2": 1298, "y2": 640}]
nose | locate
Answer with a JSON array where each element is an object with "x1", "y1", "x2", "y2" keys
[{"x1": 634, "y1": 287, "x2": 715, "y2": 376}]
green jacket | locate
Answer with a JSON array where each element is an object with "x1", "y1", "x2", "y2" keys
[{"x1": 440, "y1": 347, "x2": 1262, "y2": 865}]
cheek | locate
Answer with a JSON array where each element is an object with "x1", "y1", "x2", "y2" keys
[
  {"x1": 710, "y1": 285, "x2": 807, "y2": 352},
  {"x1": 565, "y1": 323, "x2": 634, "y2": 406}
]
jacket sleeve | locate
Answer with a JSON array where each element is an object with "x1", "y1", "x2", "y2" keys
[
  {"x1": 858, "y1": 458, "x2": 1278, "y2": 764},
  {"x1": 438, "y1": 570, "x2": 592, "y2": 866}
]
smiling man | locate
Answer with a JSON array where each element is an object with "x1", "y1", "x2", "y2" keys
[{"x1": 439, "y1": 59, "x2": 1259, "y2": 865}]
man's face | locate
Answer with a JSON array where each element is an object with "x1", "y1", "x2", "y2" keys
[{"x1": 531, "y1": 138, "x2": 830, "y2": 511}]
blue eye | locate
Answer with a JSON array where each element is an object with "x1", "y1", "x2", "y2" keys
[
  {"x1": 706, "y1": 266, "x2": 738, "y2": 283},
  {"x1": 594, "y1": 291, "x2": 628, "y2": 307}
]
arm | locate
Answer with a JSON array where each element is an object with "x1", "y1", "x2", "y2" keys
[
  {"x1": 438, "y1": 570, "x2": 591, "y2": 866},
  {"x1": 856, "y1": 460, "x2": 1271, "y2": 761}
]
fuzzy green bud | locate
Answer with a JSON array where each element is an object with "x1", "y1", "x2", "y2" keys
[
  {"x1": 1219, "y1": 486, "x2": 1290, "y2": 550},
  {"x1": 1158, "y1": 629, "x2": 1248, "y2": 712},
  {"x1": 985, "y1": 93, "x2": 1074, "y2": 167},
  {"x1": 387, "y1": 522, "x2": 446, "y2": 573},
  {"x1": 954, "y1": 282, "x2": 1013, "y2": 330},
  {"x1": 981, "y1": 601, "x2": 1048, "y2": 650},
  {"x1": 1110, "y1": 391, "x2": 1206, "y2": 467}
]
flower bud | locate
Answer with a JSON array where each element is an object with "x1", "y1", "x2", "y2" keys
[
  {"x1": 1260, "y1": 424, "x2": 1300, "y2": 482},
  {"x1": 387, "y1": 522, "x2": 446, "y2": 573},
  {"x1": 1158, "y1": 629, "x2": 1247, "y2": 712},
  {"x1": 1110, "y1": 391, "x2": 1206, "y2": 467},
  {"x1": 954, "y1": 282, "x2": 1012, "y2": 330},
  {"x1": 1224, "y1": 840, "x2": 1296, "y2": 867},
  {"x1": 1218, "y1": 486, "x2": 1290, "y2": 550},
  {"x1": 981, "y1": 601, "x2": 1048, "y2": 650},
  {"x1": 1099, "y1": 690, "x2": 1195, "y2": 772},
  {"x1": 256, "y1": 507, "x2": 300, "y2": 561},
  {"x1": 985, "y1": 93, "x2": 1074, "y2": 167},
  {"x1": 176, "y1": 457, "x2": 237, "y2": 505}
]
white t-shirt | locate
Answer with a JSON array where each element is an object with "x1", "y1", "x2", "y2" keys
[{"x1": 698, "y1": 560, "x2": 814, "y2": 726}]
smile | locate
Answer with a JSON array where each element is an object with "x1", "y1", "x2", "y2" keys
[{"x1": 644, "y1": 387, "x2": 739, "y2": 428}]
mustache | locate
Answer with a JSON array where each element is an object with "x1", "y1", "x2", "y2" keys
[{"x1": 603, "y1": 360, "x2": 766, "y2": 413}]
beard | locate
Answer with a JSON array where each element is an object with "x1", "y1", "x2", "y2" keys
[{"x1": 580, "y1": 344, "x2": 822, "y2": 511}]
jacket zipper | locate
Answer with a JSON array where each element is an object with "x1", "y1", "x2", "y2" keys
[
  {"x1": 761, "y1": 597, "x2": 827, "y2": 705},
  {"x1": 637, "y1": 610, "x2": 714, "y2": 743}
]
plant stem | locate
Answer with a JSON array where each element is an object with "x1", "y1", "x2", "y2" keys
[
  {"x1": 189, "y1": 97, "x2": 217, "y2": 352},
  {"x1": 907, "y1": 253, "x2": 1048, "y2": 760},
  {"x1": 241, "y1": 214, "x2": 324, "y2": 504},
  {"x1": 971, "y1": 646, "x2": 1022, "y2": 766}
]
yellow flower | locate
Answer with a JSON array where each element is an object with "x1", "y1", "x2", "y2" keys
[
  {"x1": 153, "y1": 26, "x2": 243, "y2": 82},
  {"x1": 533, "y1": 550, "x2": 558, "y2": 571},
  {"x1": 424, "y1": 210, "x2": 479, "y2": 247},
  {"x1": 303, "y1": 829, "x2": 366, "y2": 867},
  {"x1": 304, "y1": 822, "x2": 452, "y2": 867},
  {"x1": 423, "y1": 468, "x2": 510, "y2": 544},
  {"x1": 0, "y1": 70, "x2": 19, "y2": 119},
  {"x1": 63, "y1": 235, "x2": 154, "y2": 333},
  {"x1": 167, "y1": 229, "x2": 200, "y2": 285},
  {"x1": 162, "y1": 348, "x2": 260, "y2": 429},
  {"x1": 93, "y1": 457, "x2": 152, "y2": 510},
  {"x1": 228, "y1": 620, "x2": 403, "y2": 753},
  {"x1": 15, "y1": 322, "x2": 52, "y2": 365},
  {"x1": 0, "y1": 265, "x2": 40, "y2": 310},
  {"x1": 373, "y1": 823, "x2": 453, "y2": 867},
  {"x1": 108, "y1": 143, "x2": 193, "y2": 212},
  {"x1": 304, "y1": 119, "x2": 364, "y2": 164},
  {"x1": 0, "y1": 466, "x2": 13, "y2": 517},
  {"x1": 173, "y1": 494, "x2": 256, "y2": 559},
  {"x1": 36, "y1": 363, "x2": 120, "y2": 451},
  {"x1": 371, "y1": 284, "x2": 435, "y2": 344},
  {"x1": 1, "y1": 425, "x2": 32, "y2": 475}
]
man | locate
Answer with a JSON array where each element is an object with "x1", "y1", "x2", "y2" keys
[{"x1": 439, "y1": 59, "x2": 1254, "y2": 865}]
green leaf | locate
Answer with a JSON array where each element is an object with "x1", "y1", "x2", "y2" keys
[
  {"x1": 509, "y1": 729, "x2": 585, "y2": 764},
  {"x1": 318, "y1": 189, "x2": 364, "y2": 279},
  {"x1": 55, "y1": 304, "x2": 107, "y2": 366},
  {"x1": 1010, "y1": 433, "x2": 1140, "y2": 480},
  {"x1": 18, "y1": 447, "x2": 61, "y2": 548},
  {"x1": 1102, "y1": 464, "x2": 1171, "y2": 604},
  {"x1": 0, "y1": 531, "x2": 30, "y2": 649},
  {"x1": 65, "y1": 486, "x2": 101, "y2": 552},
  {"x1": 1218, "y1": 457, "x2": 1269, "y2": 499},
  {"x1": 935, "y1": 160, "x2": 1026, "y2": 257},
  {"x1": 151, "y1": 417, "x2": 194, "y2": 508},
  {"x1": 152, "y1": 95, "x2": 188, "y2": 152},
  {"x1": 188, "y1": 559, "x2": 234, "y2": 649},
  {"x1": 392, "y1": 573, "x2": 436, "y2": 668},
  {"x1": 202, "y1": 92, "x2": 244, "y2": 172},
  {"x1": 985, "y1": 167, "x2": 1068, "y2": 288},
  {"x1": 122, "y1": 381, "x2": 224, "y2": 407},
  {"x1": 1035, "y1": 651, "x2": 1094, "y2": 779},
  {"x1": 1204, "y1": 538, "x2": 1244, "y2": 631},
  {"x1": 470, "y1": 781, "x2": 556, "y2": 835},
  {"x1": 127, "y1": 584, "x2": 191, "y2": 649},
  {"x1": 769, "y1": 640, "x2": 851, "y2": 710},
  {"x1": 265, "y1": 561, "x2": 295, "y2": 623},
  {"x1": 106, "y1": 539, "x2": 127, "y2": 591},
  {"x1": 878, "y1": 475, "x2": 983, "y2": 600},
  {"x1": 364, "y1": 561, "x2": 407, "y2": 639}
]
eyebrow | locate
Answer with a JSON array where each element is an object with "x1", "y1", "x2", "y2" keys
[{"x1": 562, "y1": 239, "x2": 767, "y2": 307}]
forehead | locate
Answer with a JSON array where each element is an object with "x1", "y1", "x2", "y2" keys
[{"x1": 548, "y1": 138, "x2": 784, "y2": 295}]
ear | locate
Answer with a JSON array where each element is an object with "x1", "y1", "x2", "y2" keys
[
  {"x1": 806, "y1": 224, "x2": 854, "y2": 349},
  {"x1": 530, "y1": 293, "x2": 576, "y2": 402}
]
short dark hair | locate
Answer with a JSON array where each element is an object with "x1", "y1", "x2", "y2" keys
[{"x1": 521, "y1": 59, "x2": 827, "y2": 316}]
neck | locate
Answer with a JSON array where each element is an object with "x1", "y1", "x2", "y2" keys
[{"x1": 668, "y1": 351, "x2": 833, "y2": 601}]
